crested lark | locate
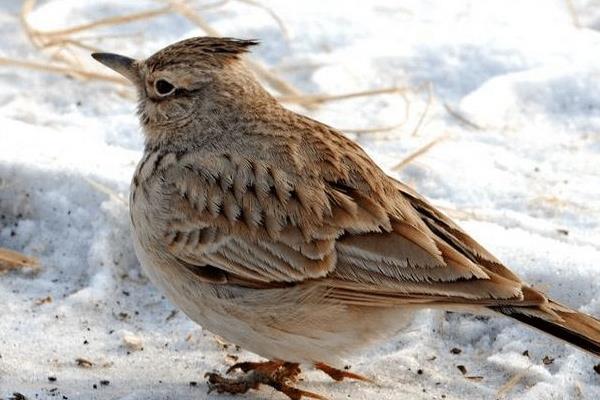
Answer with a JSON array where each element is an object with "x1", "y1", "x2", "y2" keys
[{"x1": 93, "y1": 37, "x2": 600, "y2": 399}]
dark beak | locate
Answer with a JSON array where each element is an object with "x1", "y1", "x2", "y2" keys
[{"x1": 91, "y1": 52, "x2": 139, "y2": 83}]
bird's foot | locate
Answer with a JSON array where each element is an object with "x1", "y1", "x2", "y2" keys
[
  {"x1": 206, "y1": 360, "x2": 328, "y2": 400},
  {"x1": 314, "y1": 362, "x2": 373, "y2": 383}
]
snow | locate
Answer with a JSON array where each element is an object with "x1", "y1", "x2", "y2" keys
[{"x1": 1, "y1": 0, "x2": 599, "y2": 399}]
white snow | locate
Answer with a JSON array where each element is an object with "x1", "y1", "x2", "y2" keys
[{"x1": 1, "y1": 1, "x2": 600, "y2": 399}]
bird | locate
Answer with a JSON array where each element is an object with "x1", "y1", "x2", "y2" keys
[{"x1": 92, "y1": 37, "x2": 600, "y2": 399}]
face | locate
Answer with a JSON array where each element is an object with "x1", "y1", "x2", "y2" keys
[
  {"x1": 134, "y1": 61, "x2": 213, "y2": 129},
  {"x1": 92, "y1": 49, "x2": 218, "y2": 133},
  {"x1": 92, "y1": 37, "x2": 260, "y2": 137}
]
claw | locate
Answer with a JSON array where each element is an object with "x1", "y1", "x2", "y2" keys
[
  {"x1": 206, "y1": 371, "x2": 257, "y2": 394},
  {"x1": 206, "y1": 360, "x2": 325, "y2": 400},
  {"x1": 314, "y1": 362, "x2": 373, "y2": 383},
  {"x1": 277, "y1": 384, "x2": 329, "y2": 400},
  {"x1": 226, "y1": 361, "x2": 267, "y2": 374}
]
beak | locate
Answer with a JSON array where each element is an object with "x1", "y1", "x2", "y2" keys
[{"x1": 91, "y1": 52, "x2": 139, "y2": 83}]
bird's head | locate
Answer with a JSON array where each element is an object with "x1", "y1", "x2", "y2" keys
[{"x1": 92, "y1": 37, "x2": 270, "y2": 144}]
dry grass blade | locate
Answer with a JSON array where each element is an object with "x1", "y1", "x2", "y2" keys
[
  {"x1": 168, "y1": 0, "x2": 218, "y2": 34},
  {"x1": 247, "y1": 59, "x2": 305, "y2": 98},
  {"x1": 0, "y1": 56, "x2": 128, "y2": 85},
  {"x1": 496, "y1": 369, "x2": 528, "y2": 398},
  {"x1": 411, "y1": 81, "x2": 433, "y2": 136},
  {"x1": 343, "y1": 92, "x2": 410, "y2": 134},
  {"x1": 43, "y1": 38, "x2": 103, "y2": 53},
  {"x1": 33, "y1": 6, "x2": 172, "y2": 38},
  {"x1": 83, "y1": 177, "x2": 128, "y2": 207},
  {"x1": 15, "y1": 0, "x2": 412, "y2": 116},
  {"x1": 391, "y1": 133, "x2": 449, "y2": 171},
  {"x1": 436, "y1": 205, "x2": 479, "y2": 221},
  {"x1": 236, "y1": 0, "x2": 289, "y2": 40},
  {"x1": 343, "y1": 123, "x2": 405, "y2": 134},
  {"x1": 444, "y1": 103, "x2": 483, "y2": 131},
  {"x1": 198, "y1": 0, "x2": 232, "y2": 11},
  {"x1": 272, "y1": 62, "x2": 326, "y2": 73},
  {"x1": 70, "y1": 31, "x2": 145, "y2": 41},
  {"x1": 278, "y1": 86, "x2": 407, "y2": 106},
  {"x1": 564, "y1": 0, "x2": 581, "y2": 28},
  {"x1": 17, "y1": 0, "x2": 136, "y2": 85},
  {"x1": 0, "y1": 247, "x2": 39, "y2": 273}
]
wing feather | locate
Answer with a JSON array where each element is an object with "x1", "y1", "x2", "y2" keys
[{"x1": 138, "y1": 150, "x2": 541, "y2": 308}]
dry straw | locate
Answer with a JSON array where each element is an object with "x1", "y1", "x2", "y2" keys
[
  {"x1": 3, "y1": 0, "x2": 453, "y2": 168},
  {"x1": 0, "y1": 247, "x2": 39, "y2": 273}
]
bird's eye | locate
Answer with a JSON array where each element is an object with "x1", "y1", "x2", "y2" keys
[{"x1": 155, "y1": 79, "x2": 175, "y2": 96}]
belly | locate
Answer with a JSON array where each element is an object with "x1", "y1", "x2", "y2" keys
[{"x1": 133, "y1": 235, "x2": 415, "y2": 365}]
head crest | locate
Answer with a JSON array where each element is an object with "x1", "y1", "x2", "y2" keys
[{"x1": 146, "y1": 37, "x2": 259, "y2": 70}]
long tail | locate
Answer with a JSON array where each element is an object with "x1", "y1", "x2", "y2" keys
[{"x1": 490, "y1": 300, "x2": 600, "y2": 357}]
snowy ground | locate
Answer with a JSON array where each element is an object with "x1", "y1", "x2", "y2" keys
[{"x1": 1, "y1": 0, "x2": 600, "y2": 399}]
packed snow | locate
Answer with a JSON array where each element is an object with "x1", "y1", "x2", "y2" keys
[{"x1": 1, "y1": 1, "x2": 599, "y2": 399}]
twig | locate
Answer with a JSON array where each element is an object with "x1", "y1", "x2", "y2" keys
[
  {"x1": 564, "y1": 0, "x2": 581, "y2": 28},
  {"x1": 343, "y1": 123, "x2": 405, "y2": 134},
  {"x1": 247, "y1": 59, "x2": 305, "y2": 98},
  {"x1": 411, "y1": 81, "x2": 433, "y2": 136},
  {"x1": 70, "y1": 31, "x2": 146, "y2": 41},
  {"x1": 42, "y1": 38, "x2": 103, "y2": 53},
  {"x1": 236, "y1": 0, "x2": 289, "y2": 40},
  {"x1": 444, "y1": 103, "x2": 483, "y2": 131},
  {"x1": 0, "y1": 248, "x2": 39, "y2": 273},
  {"x1": 168, "y1": 0, "x2": 218, "y2": 34},
  {"x1": 496, "y1": 369, "x2": 528, "y2": 399},
  {"x1": 343, "y1": 92, "x2": 411, "y2": 134},
  {"x1": 272, "y1": 62, "x2": 327, "y2": 73},
  {"x1": 278, "y1": 86, "x2": 407, "y2": 106},
  {"x1": 436, "y1": 205, "x2": 479, "y2": 221},
  {"x1": 15, "y1": 1, "x2": 166, "y2": 88},
  {"x1": 83, "y1": 177, "x2": 128, "y2": 207},
  {"x1": 198, "y1": 0, "x2": 232, "y2": 11},
  {"x1": 391, "y1": 133, "x2": 449, "y2": 171},
  {"x1": 32, "y1": 6, "x2": 172, "y2": 38},
  {"x1": 0, "y1": 56, "x2": 128, "y2": 84}
]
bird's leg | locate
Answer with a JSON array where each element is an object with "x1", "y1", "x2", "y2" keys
[
  {"x1": 314, "y1": 362, "x2": 373, "y2": 382},
  {"x1": 206, "y1": 360, "x2": 328, "y2": 400}
]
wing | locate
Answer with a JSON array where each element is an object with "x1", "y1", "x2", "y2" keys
[{"x1": 134, "y1": 143, "x2": 544, "y2": 308}]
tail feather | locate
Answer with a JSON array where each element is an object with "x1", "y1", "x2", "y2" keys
[{"x1": 490, "y1": 300, "x2": 600, "y2": 357}]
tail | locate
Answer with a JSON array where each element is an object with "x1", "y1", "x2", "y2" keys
[{"x1": 490, "y1": 300, "x2": 600, "y2": 357}]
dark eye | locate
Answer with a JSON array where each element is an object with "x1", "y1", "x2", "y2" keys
[{"x1": 155, "y1": 79, "x2": 175, "y2": 96}]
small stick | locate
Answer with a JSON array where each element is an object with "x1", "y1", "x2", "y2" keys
[
  {"x1": 443, "y1": 102, "x2": 483, "y2": 131},
  {"x1": 564, "y1": 0, "x2": 581, "y2": 28},
  {"x1": 69, "y1": 31, "x2": 145, "y2": 41},
  {"x1": 391, "y1": 133, "x2": 449, "y2": 171},
  {"x1": 236, "y1": 0, "x2": 290, "y2": 40},
  {"x1": 0, "y1": 248, "x2": 39, "y2": 273},
  {"x1": 0, "y1": 56, "x2": 128, "y2": 84},
  {"x1": 198, "y1": 0, "x2": 232, "y2": 11},
  {"x1": 33, "y1": 6, "x2": 172, "y2": 38},
  {"x1": 168, "y1": 0, "x2": 219, "y2": 34},
  {"x1": 83, "y1": 177, "x2": 128, "y2": 206},
  {"x1": 411, "y1": 81, "x2": 433, "y2": 136},
  {"x1": 343, "y1": 123, "x2": 405, "y2": 134},
  {"x1": 272, "y1": 62, "x2": 326, "y2": 73},
  {"x1": 278, "y1": 86, "x2": 407, "y2": 106},
  {"x1": 42, "y1": 38, "x2": 103, "y2": 53},
  {"x1": 496, "y1": 369, "x2": 528, "y2": 398}
]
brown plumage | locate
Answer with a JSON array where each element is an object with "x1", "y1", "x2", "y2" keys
[{"x1": 92, "y1": 37, "x2": 600, "y2": 398}]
